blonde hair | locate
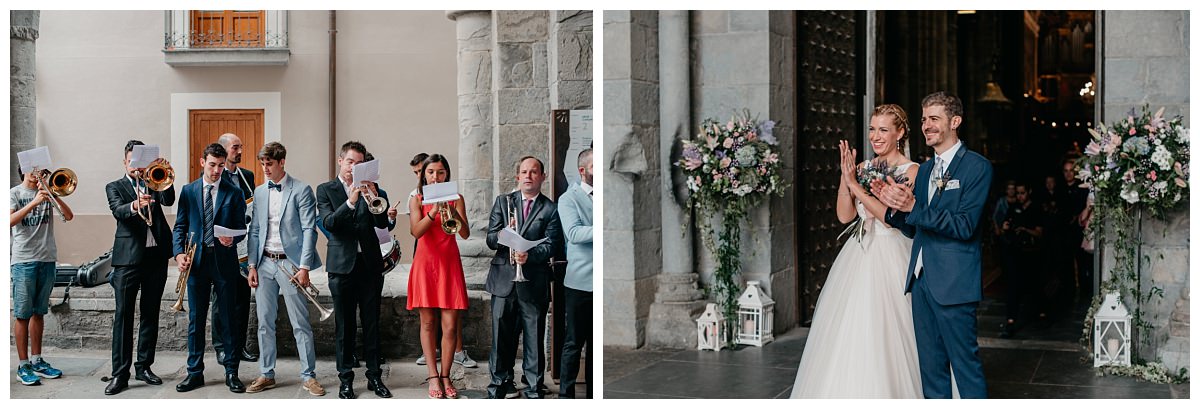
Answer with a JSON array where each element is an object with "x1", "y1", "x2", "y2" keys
[{"x1": 872, "y1": 104, "x2": 909, "y2": 150}]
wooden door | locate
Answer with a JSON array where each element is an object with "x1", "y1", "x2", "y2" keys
[
  {"x1": 190, "y1": 10, "x2": 265, "y2": 48},
  {"x1": 188, "y1": 109, "x2": 264, "y2": 186}
]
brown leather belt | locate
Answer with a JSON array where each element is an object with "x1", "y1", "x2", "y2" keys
[{"x1": 263, "y1": 251, "x2": 287, "y2": 260}]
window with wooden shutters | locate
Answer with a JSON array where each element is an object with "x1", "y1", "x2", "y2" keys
[{"x1": 190, "y1": 10, "x2": 265, "y2": 48}]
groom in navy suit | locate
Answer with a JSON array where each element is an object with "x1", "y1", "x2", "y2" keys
[{"x1": 876, "y1": 92, "x2": 992, "y2": 398}]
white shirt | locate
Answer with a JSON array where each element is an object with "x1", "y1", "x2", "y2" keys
[
  {"x1": 914, "y1": 140, "x2": 963, "y2": 278},
  {"x1": 127, "y1": 175, "x2": 156, "y2": 248},
  {"x1": 264, "y1": 177, "x2": 286, "y2": 254},
  {"x1": 580, "y1": 181, "x2": 593, "y2": 197}
]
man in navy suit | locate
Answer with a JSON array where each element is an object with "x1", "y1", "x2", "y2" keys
[
  {"x1": 876, "y1": 92, "x2": 993, "y2": 398},
  {"x1": 172, "y1": 143, "x2": 248, "y2": 394}
]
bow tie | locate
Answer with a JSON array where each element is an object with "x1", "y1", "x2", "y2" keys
[{"x1": 268, "y1": 181, "x2": 282, "y2": 191}]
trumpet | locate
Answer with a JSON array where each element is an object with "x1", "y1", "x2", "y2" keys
[
  {"x1": 171, "y1": 232, "x2": 197, "y2": 312},
  {"x1": 271, "y1": 257, "x2": 333, "y2": 321},
  {"x1": 508, "y1": 196, "x2": 527, "y2": 282},
  {"x1": 134, "y1": 159, "x2": 175, "y2": 226},
  {"x1": 34, "y1": 167, "x2": 77, "y2": 222},
  {"x1": 360, "y1": 183, "x2": 388, "y2": 214},
  {"x1": 438, "y1": 201, "x2": 460, "y2": 235}
]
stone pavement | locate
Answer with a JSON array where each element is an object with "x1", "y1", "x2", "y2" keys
[{"x1": 9, "y1": 346, "x2": 563, "y2": 399}]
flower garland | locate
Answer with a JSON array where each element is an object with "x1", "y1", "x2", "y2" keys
[
  {"x1": 677, "y1": 111, "x2": 789, "y2": 345},
  {"x1": 1075, "y1": 105, "x2": 1189, "y2": 381}
]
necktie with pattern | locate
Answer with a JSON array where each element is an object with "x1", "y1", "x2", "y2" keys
[{"x1": 203, "y1": 184, "x2": 214, "y2": 246}]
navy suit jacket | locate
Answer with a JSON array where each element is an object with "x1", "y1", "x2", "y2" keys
[
  {"x1": 885, "y1": 146, "x2": 993, "y2": 306},
  {"x1": 172, "y1": 176, "x2": 247, "y2": 279}
]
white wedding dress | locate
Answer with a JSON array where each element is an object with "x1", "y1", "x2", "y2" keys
[{"x1": 790, "y1": 167, "x2": 923, "y2": 398}]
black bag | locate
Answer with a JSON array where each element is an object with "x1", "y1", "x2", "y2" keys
[{"x1": 52, "y1": 248, "x2": 113, "y2": 288}]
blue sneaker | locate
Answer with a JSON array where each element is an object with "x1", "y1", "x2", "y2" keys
[
  {"x1": 17, "y1": 364, "x2": 41, "y2": 385},
  {"x1": 31, "y1": 358, "x2": 63, "y2": 379}
]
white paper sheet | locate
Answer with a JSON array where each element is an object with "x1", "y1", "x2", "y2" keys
[
  {"x1": 214, "y1": 225, "x2": 247, "y2": 237},
  {"x1": 564, "y1": 109, "x2": 594, "y2": 186},
  {"x1": 352, "y1": 159, "x2": 380, "y2": 186},
  {"x1": 129, "y1": 145, "x2": 160, "y2": 169},
  {"x1": 17, "y1": 147, "x2": 52, "y2": 174},
  {"x1": 374, "y1": 227, "x2": 393, "y2": 244},
  {"x1": 498, "y1": 227, "x2": 547, "y2": 252},
  {"x1": 421, "y1": 181, "x2": 459, "y2": 204}
]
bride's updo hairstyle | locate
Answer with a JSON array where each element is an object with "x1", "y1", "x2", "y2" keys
[{"x1": 872, "y1": 104, "x2": 909, "y2": 151}]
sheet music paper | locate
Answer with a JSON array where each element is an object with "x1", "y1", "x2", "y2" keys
[
  {"x1": 374, "y1": 227, "x2": 392, "y2": 244},
  {"x1": 214, "y1": 225, "x2": 247, "y2": 237},
  {"x1": 352, "y1": 159, "x2": 380, "y2": 186},
  {"x1": 421, "y1": 181, "x2": 459, "y2": 204},
  {"x1": 17, "y1": 146, "x2": 52, "y2": 173},
  {"x1": 498, "y1": 227, "x2": 547, "y2": 252},
  {"x1": 564, "y1": 109, "x2": 594, "y2": 186},
  {"x1": 129, "y1": 145, "x2": 159, "y2": 169}
]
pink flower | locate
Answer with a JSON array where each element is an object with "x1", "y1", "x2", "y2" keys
[
  {"x1": 1085, "y1": 141, "x2": 1101, "y2": 156},
  {"x1": 746, "y1": 131, "x2": 757, "y2": 141},
  {"x1": 1150, "y1": 170, "x2": 1157, "y2": 181},
  {"x1": 720, "y1": 157, "x2": 732, "y2": 168},
  {"x1": 706, "y1": 135, "x2": 718, "y2": 149},
  {"x1": 723, "y1": 138, "x2": 734, "y2": 149},
  {"x1": 1129, "y1": 127, "x2": 1137, "y2": 136},
  {"x1": 1176, "y1": 178, "x2": 1187, "y2": 188},
  {"x1": 727, "y1": 121, "x2": 735, "y2": 130},
  {"x1": 683, "y1": 157, "x2": 702, "y2": 170}
]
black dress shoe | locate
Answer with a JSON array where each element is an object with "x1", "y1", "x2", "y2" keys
[
  {"x1": 367, "y1": 378, "x2": 392, "y2": 398},
  {"x1": 338, "y1": 383, "x2": 356, "y2": 399},
  {"x1": 241, "y1": 349, "x2": 259, "y2": 362},
  {"x1": 104, "y1": 376, "x2": 129, "y2": 395},
  {"x1": 176, "y1": 373, "x2": 204, "y2": 392},
  {"x1": 226, "y1": 374, "x2": 246, "y2": 393},
  {"x1": 135, "y1": 368, "x2": 162, "y2": 385}
]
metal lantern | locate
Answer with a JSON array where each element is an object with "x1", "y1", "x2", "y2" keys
[
  {"x1": 1093, "y1": 293, "x2": 1132, "y2": 367},
  {"x1": 736, "y1": 280, "x2": 775, "y2": 346},
  {"x1": 696, "y1": 303, "x2": 728, "y2": 351}
]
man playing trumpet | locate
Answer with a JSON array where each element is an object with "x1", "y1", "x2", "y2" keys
[
  {"x1": 102, "y1": 140, "x2": 175, "y2": 395},
  {"x1": 244, "y1": 142, "x2": 326, "y2": 396},
  {"x1": 172, "y1": 143, "x2": 248, "y2": 394}
]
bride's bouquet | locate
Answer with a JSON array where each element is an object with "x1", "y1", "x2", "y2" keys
[{"x1": 839, "y1": 158, "x2": 910, "y2": 244}]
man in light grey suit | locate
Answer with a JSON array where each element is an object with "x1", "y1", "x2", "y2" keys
[
  {"x1": 557, "y1": 148, "x2": 593, "y2": 399},
  {"x1": 243, "y1": 142, "x2": 326, "y2": 396}
]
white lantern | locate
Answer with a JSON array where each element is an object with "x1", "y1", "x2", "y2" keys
[
  {"x1": 736, "y1": 280, "x2": 775, "y2": 346},
  {"x1": 1093, "y1": 293, "x2": 1132, "y2": 367},
  {"x1": 696, "y1": 303, "x2": 728, "y2": 351}
]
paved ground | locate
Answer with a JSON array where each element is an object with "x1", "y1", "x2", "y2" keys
[
  {"x1": 605, "y1": 297, "x2": 1190, "y2": 399},
  {"x1": 9, "y1": 347, "x2": 565, "y2": 399}
]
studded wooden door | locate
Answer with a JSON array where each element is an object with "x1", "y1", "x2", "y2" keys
[{"x1": 794, "y1": 11, "x2": 864, "y2": 325}]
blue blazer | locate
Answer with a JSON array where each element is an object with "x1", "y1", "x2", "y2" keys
[
  {"x1": 246, "y1": 175, "x2": 322, "y2": 272},
  {"x1": 885, "y1": 146, "x2": 993, "y2": 306},
  {"x1": 172, "y1": 176, "x2": 247, "y2": 279},
  {"x1": 557, "y1": 184, "x2": 593, "y2": 292}
]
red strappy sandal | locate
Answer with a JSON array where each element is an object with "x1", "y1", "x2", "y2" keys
[
  {"x1": 442, "y1": 376, "x2": 459, "y2": 399},
  {"x1": 423, "y1": 376, "x2": 444, "y2": 399}
]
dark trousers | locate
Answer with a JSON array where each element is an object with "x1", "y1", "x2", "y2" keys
[
  {"x1": 487, "y1": 293, "x2": 547, "y2": 398},
  {"x1": 328, "y1": 254, "x2": 383, "y2": 383},
  {"x1": 559, "y1": 288, "x2": 592, "y2": 398},
  {"x1": 911, "y1": 272, "x2": 987, "y2": 398},
  {"x1": 185, "y1": 250, "x2": 239, "y2": 375},
  {"x1": 211, "y1": 270, "x2": 252, "y2": 357},
  {"x1": 109, "y1": 257, "x2": 168, "y2": 378}
]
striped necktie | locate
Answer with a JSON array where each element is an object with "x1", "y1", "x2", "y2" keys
[{"x1": 203, "y1": 184, "x2": 214, "y2": 246}]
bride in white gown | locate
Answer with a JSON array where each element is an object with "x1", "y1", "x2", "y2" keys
[{"x1": 790, "y1": 104, "x2": 923, "y2": 398}]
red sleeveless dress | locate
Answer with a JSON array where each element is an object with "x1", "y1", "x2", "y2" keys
[{"x1": 406, "y1": 198, "x2": 468, "y2": 310}]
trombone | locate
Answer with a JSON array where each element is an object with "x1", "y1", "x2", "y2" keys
[
  {"x1": 171, "y1": 232, "x2": 197, "y2": 312},
  {"x1": 134, "y1": 159, "x2": 175, "y2": 226},
  {"x1": 34, "y1": 167, "x2": 77, "y2": 222},
  {"x1": 271, "y1": 257, "x2": 333, "y2": 321}
]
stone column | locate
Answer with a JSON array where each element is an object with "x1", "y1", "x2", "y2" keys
[
  {"x1": 447, "y1": 10, "x2": 495, "y2": 283},
  {"x1": 549, "y1": 11, "x2": 593, "y2": 110},
  {"x1": 11, "y1": 11, "x2": 39, "y2": 185},
  {"x1": 647, "y1": 10, "x2": 705, "y2": 349},
  {"x1": 603, "y1": 10, "x2": 661, "y2": 348},
  {"x1": 493, "y1": 11, "x2": 551, "y2": 196},
  {"x1": 1101, "y1": 10, "x2": 1189, "y2": 367}
]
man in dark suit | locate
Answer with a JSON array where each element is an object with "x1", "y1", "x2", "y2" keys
[
  {"x1": 172, "y1": 143, "x2": 248, "y2": 394},
  {"x1": 315, "y1": 141, "x2": 395, "y2": 399},
  {"x1": 102, "y1": 140, "x2": 177, "y2": 395},
  {"x1": 877, "y1": 92, "x2": 993, "y2": 398},
  {"x1": 212, "y1": 132, "x2": 257, "y2": 363},
  {"x1": 485, "y1": 156, "x2": 562, "y2": 399}
]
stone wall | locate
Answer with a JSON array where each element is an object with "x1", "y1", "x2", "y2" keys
[
  {"x1": 603, "y1": 10, "x2": 661, "y2": 348},
  {"x1": 10, "y1": 10, "x2": 38, "y2": 186},
  {"x1": 1101, "y1": 10, "x2": 1189, "y2": 371}
]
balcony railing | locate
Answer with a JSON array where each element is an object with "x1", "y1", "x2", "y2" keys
[{"x1": 163, "y1": 10, "x2": 290, "y2": 66}]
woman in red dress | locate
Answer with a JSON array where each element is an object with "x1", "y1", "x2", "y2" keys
[{"x1": 407, "y1": 154, "x2": 470, "y2": 398}]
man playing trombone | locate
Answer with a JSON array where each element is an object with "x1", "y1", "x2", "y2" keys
[
  {"x1": 244, "y1": 142, "x2": 326, "y2": 396},
  {"x1": 102, "y1": 140, "x2": 175, "y2": 395}
]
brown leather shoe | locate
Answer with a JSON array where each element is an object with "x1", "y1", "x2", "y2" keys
[
  {"x1": 302, "y1": 378, "x2": 327, "y2": 396},
  {"x1": 245, "y1": 377, "x2": 275, "y2": 393}
]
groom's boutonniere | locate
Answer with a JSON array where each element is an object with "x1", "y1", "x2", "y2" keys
[{"x1": 934, "y1": 171, "x2": 952, "y2": 196}]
